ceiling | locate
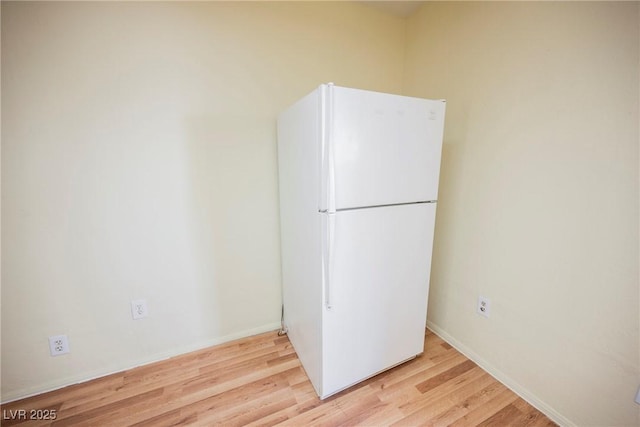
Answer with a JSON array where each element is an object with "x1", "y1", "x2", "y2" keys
[{"x1": 360, "y1": 1, "x2": 425, "y2": 18}]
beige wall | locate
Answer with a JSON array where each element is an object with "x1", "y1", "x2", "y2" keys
[
  {"x1": 1, "y1": 1, "x2": 405, "y2": 400},
  {"x1": 404, "y1": 2, "x2": 639, "y2": 426}
]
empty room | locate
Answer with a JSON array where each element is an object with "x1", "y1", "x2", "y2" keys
[{"x1": 1, "y1": 1, "x2": 638, "y2": 426}]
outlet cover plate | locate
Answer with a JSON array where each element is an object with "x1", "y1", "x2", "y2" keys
[
  {"x1": 477, "y1": 296, "x2": 491, "y2": 318},
  {"x1": 49, "y1": 335, "x2": 70, "y2": 356},
  {"x1": 131, "y1": 299, "x2": 148, "y2": 320}
]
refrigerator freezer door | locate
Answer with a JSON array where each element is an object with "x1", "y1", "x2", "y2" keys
[
  {"x1": 321, "y1": 203, "x2": 436, "y2": 398},
  {"x1": 322, "y1": 85, "x2": 445, "y2": 211}
]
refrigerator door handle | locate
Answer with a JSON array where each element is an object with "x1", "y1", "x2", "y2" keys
[
  {"x1": 328, "y1": 142, "x2": 336, "y2": 213},
  {"x1": 323, "y1": 213, "x2": 336, "y2": 310},
  {"x1": 320, "y1": 83, "x2": 336, "y2": 213}
]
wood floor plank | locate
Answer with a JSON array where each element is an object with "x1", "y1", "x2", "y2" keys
[
  {"x1": 112, "y1": 363, "x2": 301, "y2": 426},
  {"x1": 512, "y1": 397, "x2": 558, "y2": 427},
  {"x1": 414, "y1": 360, "x2": 477, "y2": 393},
  {"x1": 376, "y1": 352, "x2": 468, "y2": 403},
  {"x1": 476, "y1": 402, "x2": 525, "y2": 426},
  {"x1": 348, "y1": 403, "x2": 406, "y2": 427},
  {"x1": 129, "y1": 408, "x2": 198, "y2": 427},
  {"x1": 393, "y1": 371, "x2": 497, "y2": 427},
  {"x1": 1, "y1": 330, "x2": 557, "y2": 427},
  {"x1": 51, "y1": 387, "x2": 165, "y2": 426},
  {"x1": 391, "y1": 367, "x2": 489, "y2": 426},
  {"x1": 198, "y1": 388, "x2": 297, "y2": 426},
  {"x1": 429, "y1": 379, "x2": 509, "y2": 426},
  {"x1": 448, "y1": 387, "x2": 521, "y2": 427}
]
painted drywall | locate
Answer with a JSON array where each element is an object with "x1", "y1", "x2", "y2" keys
[
  {"x1": 0, "y1": 1, "x2": 406, "y2": 400},
  {"x1": 404, "y1": 2, "x2": 639, "y2": 426}
]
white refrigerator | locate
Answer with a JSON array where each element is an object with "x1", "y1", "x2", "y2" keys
[{"x1": 277, "y1": 83, "x2": 445, "y2": 399}]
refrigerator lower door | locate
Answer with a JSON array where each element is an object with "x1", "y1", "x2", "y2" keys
[{"x1": 320, "y1": 203, "x2": 436, "y2": 398}]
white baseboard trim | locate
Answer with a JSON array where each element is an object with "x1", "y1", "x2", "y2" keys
[
  {"x1": 426, "y1": 320, "x2": 574, "y2": 427},
  {"x1": 1, "y1": 322, "x2": 281, "y2": 404}
]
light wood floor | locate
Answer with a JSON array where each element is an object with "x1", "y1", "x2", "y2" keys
[{"x1": 1, "y1": 329, "x2": 556, "y2": 426}]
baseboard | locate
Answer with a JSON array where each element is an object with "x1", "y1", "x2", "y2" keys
[
  {"x1": 1, "y1": 322, "x2": 281, "y2": 404},
  {"x1": 426, "y1": 320, "x2": 574, "y2": 427}
]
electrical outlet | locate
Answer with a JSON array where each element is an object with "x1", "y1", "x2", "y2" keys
[
  {"x1": 131, "y1": 299, "x2": 148, "y2": 320},
  {"x1": 477, "y1": 296, "x2": 491, "y2": 318},
  {"x1": 49, "y1": 335, "x2": 70, "y2": 356}
]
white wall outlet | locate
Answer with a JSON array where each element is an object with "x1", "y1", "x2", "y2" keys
[
  {"x1": 49, "y1": 335, "x2": 70, "y2": 356},
  {"x1": 131, "y1": 299, "x2": 148, "y2": 320},
  {"x1": 477, "y1": 296, "x2": 491, "y2": 318}
]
